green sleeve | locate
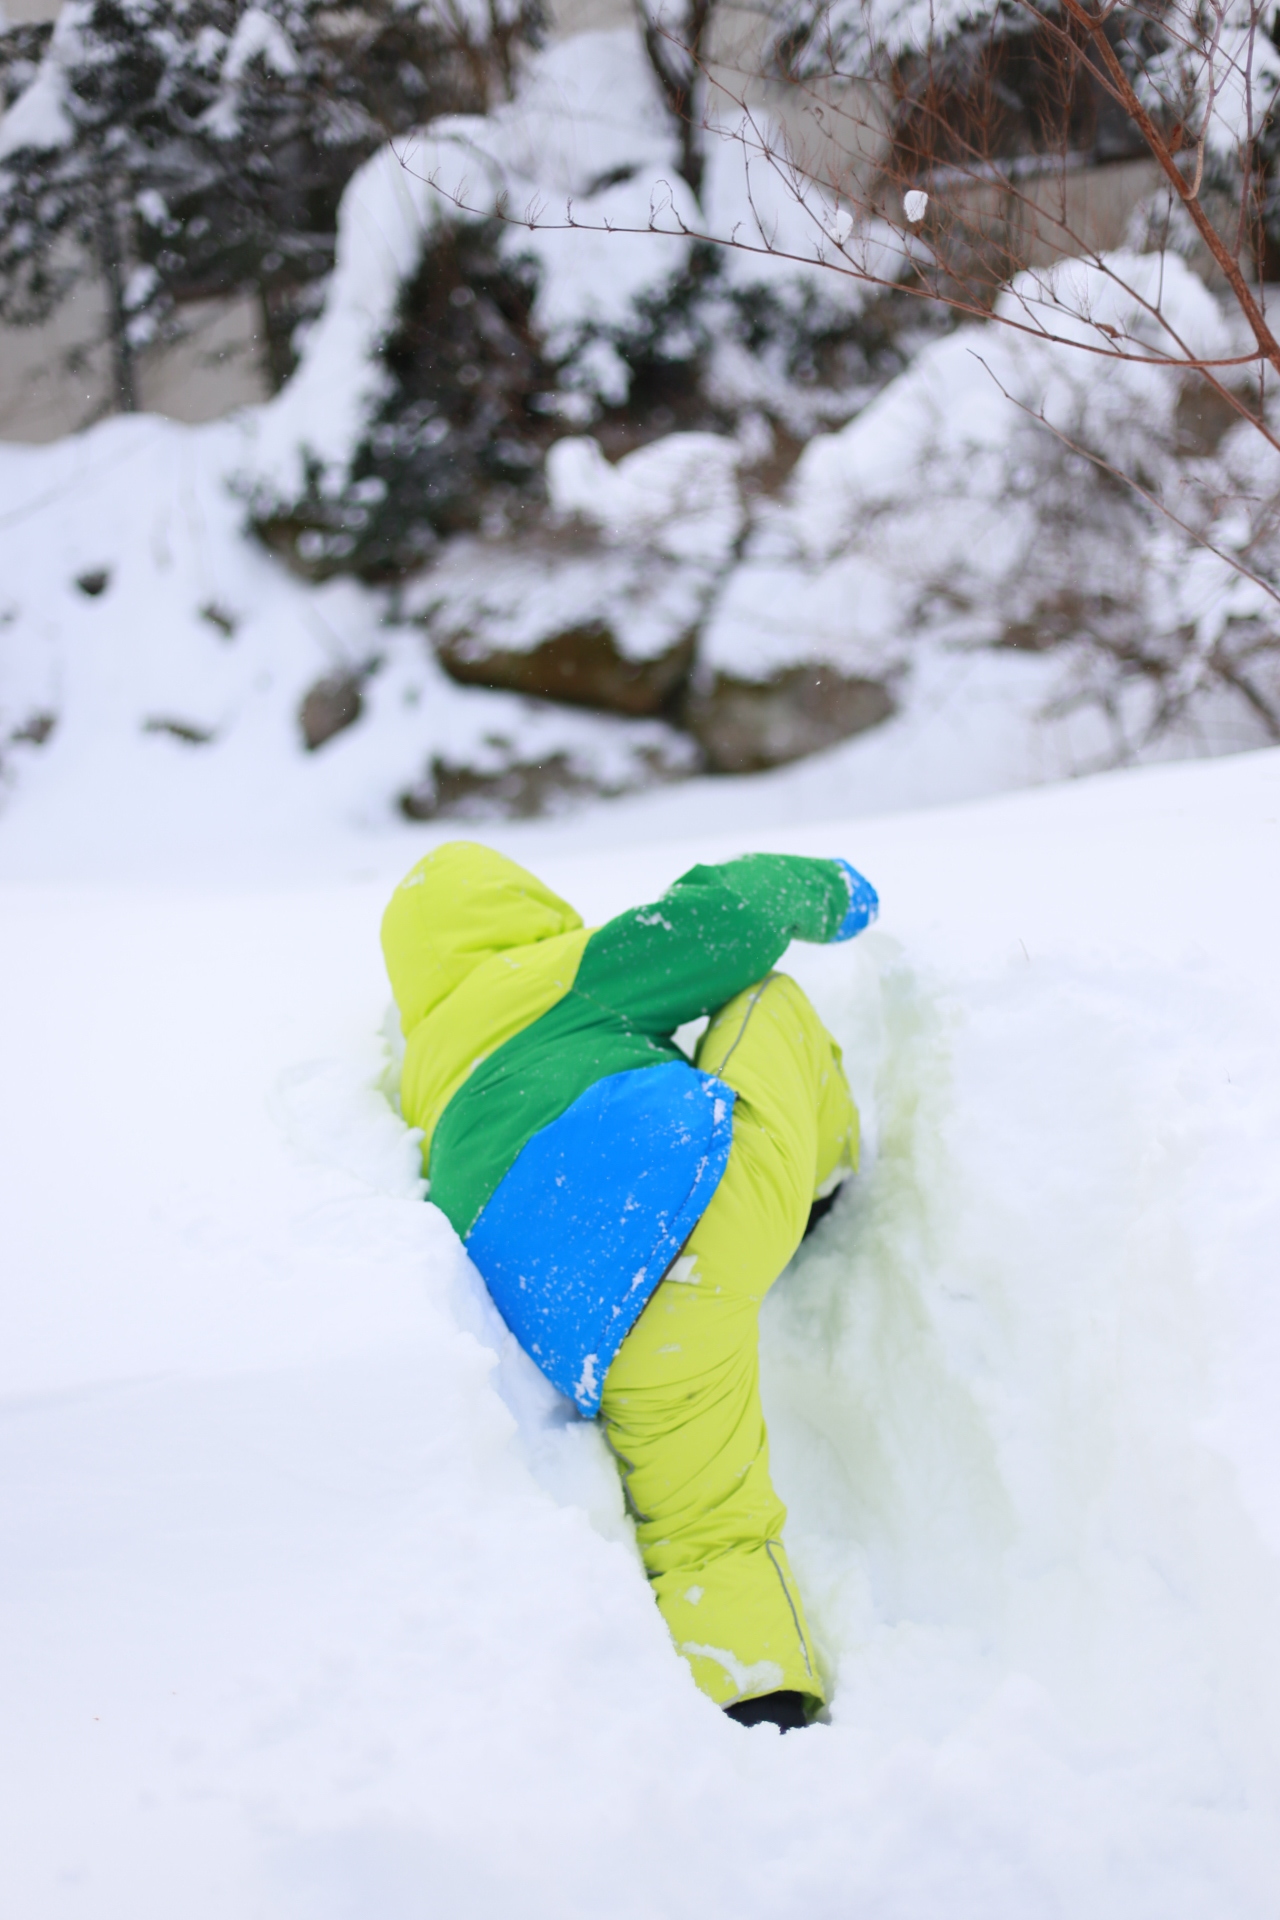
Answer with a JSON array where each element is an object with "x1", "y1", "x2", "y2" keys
[{"x1": 572, "y1": 853, "x2": 850, "y2": 1037}]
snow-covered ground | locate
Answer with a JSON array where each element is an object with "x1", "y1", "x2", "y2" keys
[
  {"x1": 4, "y1": 29, "x2": 1280, "y2": 1907},
  {"x1": 5, "y1": 742, "x2": 1280, "y2": 1917},
  {"x1": 0, "y1": 394, "x2": 1268, "y2": 890}
]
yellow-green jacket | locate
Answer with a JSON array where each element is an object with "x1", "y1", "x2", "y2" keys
[{"x1": 382, "y1": 841, "x2": 875, "y2": 1410}]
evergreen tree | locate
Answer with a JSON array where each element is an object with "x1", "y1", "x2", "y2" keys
[
  {"x1": 0, "y1": 0, "x2": 542, "y2": 413},
  {"x1": 0, "y1": 21, "x2": 52, "y2": 111}
]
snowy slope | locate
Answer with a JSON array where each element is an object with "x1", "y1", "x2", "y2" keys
[
  {"x1": 4, "y1": 744, "x2": 1280, "y2": 1918},
  {"x1": 0, "y1": 400, "x2": 1265, "y2": 888}
]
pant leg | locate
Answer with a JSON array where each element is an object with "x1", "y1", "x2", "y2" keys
[{"x1": 599, "y1": 972, "x2": 856, "y2": 1708}]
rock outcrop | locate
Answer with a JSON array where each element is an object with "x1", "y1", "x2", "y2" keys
[{"x1": 684, "y1": 664, "x2": 894, "y2": 771}]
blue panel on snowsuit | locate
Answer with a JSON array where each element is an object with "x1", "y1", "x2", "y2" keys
[{"x1": 465, "y1": 1061, "x2": 736, "y2": 1414}]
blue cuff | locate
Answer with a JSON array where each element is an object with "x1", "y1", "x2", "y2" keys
[{"x1": 832, "y1": 859, "x2": 879, "y2": 941}]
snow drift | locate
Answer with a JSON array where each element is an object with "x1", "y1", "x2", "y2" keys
[{"x1": 3, "y1": 745, "x2": 1280, "y2": 1916}]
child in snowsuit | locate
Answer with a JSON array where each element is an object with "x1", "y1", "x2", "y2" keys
[{"x1": 381, "y1": 843, "x2": 878, "y2": 1729}]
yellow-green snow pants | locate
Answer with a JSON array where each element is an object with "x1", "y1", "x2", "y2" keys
[{"x1": 599, "y1": 972, "x2": 857, "y2": 1709}]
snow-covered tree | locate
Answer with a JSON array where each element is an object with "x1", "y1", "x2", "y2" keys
[
  {"x1": 0, "y1": 0, "x2": 543, "y2": 412},
  {"x1": 0, "y1": 20, "x2": 52, "y2": 111},
  {"x1": 633, "y1": 0, "x2": 717, "y2": 192}
]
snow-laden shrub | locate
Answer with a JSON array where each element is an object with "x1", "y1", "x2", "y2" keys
[
  {"x1": 241, "y1": 28, "x2": 916, "y2": 582},
  {"x1": 699, "y1": 250, "x2": 1280, "y2": 758},
  {"x1": 251, "y1": 219, "x2": 553, "y2": 580}
]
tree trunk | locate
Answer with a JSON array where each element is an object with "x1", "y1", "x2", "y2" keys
[
  {"x1": 636, "y1": 0, "x2": 716, "y2": 200},
  {"x1": 93, "y1": 173, "x2": 137, "y2": 414}
]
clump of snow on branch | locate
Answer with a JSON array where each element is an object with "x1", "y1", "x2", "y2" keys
[
  {"x1": 0, "y1": 0, "x2": 83, "y2": 157},
  {"x1": 699, "y1": 110, "x2": 902, "y2": 297}
]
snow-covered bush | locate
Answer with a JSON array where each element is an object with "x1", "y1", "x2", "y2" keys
[
  {"x1": 229, "y1": 24, "x2": 936, "y2": 768},
  {"x1": 241, "y1": 29, "x2": 918, "y2": 582},
  {"x1": 700, "y1": 250, "x2": 1280, "y2": 759},
  {"x1": 252, "y1": 218, "x2": 552, "y2": 580}
]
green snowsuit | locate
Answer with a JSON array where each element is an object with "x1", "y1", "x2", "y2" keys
[{"x1": 382, "y1": 841, "x2": 860, "y2": 1709}]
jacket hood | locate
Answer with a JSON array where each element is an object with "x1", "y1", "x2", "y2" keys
[{"x1": 382, "y1": 841, "x2": 584, "y2": 1033}]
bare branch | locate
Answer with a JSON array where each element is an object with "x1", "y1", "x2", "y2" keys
[
  {"x1": 969, "y1": 347, "x2": 1280, "y2": 614},
  {"x1": 411, "y1": 154, "x2": 1270, "y2": 375}
]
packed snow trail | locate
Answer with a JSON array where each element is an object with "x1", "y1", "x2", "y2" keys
[{"x1": 3, "y1": 748, "x2": 1280, "y2": 1918}]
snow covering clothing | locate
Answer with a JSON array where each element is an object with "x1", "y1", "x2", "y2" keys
[{"x1": 382, "y1": 840, "x2": 870, "y2": 1708}]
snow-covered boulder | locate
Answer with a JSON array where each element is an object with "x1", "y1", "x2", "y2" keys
[
  {"x1": 396, "y1": 690, "x2": 699, "y2": 819},
  {"x1": 684, "y1": 657, "x2": 895, "y2": 771},
  {"x1": 407, "y1": 537, "x2": 707, "y2": 717},
  {"x1": 547, "y1": 433, "x2": 743, "y2": 567},
  {"x1": 688, "y1": 549, "x2": 901, "y2": 769},
  {"x1": 407, "y1": 433, "x2": 745, "y2": 720}
]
